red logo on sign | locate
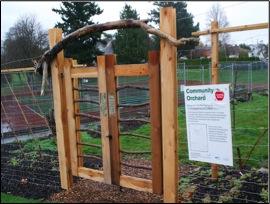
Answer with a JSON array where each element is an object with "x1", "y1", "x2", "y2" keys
[{"x1": 215, "y1": 90, "x2": 224, "y2": 101}]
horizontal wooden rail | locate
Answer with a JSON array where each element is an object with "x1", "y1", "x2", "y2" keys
[
  {"x1": 71, "y1": 63, "x2": 149, "y2": 78},
  {"x1": 1, "y1": 67, "x2": 35, "y2": 73},
  {"x1": 77, "y1": 167, "x2": 152, "y2": 193},
  {"x1": 78, "y1": 167, "x2": 104, "y2": 182},
  {"x1": 114, "y1": 63, "x2": 149, "y2": 76},
  {"x1": 71, "y1": 67, "x2": 97, "y2": 78},
  {"x1": 120, "y1": 175, "x2": 152, "y2": 193},
  {"x1": 192, "y1": 22, "x2": 269, "y2": 36},
  {"x1": 1, "y1": 63, "x2": 149, "y2": 75}
]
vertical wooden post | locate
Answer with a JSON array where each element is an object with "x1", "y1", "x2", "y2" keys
[
  {"x1": 105, "y1": 54, "x2": 120, "y2": 185},
  {"x1": 48, "y1": 28, "x2": 73, "y2": 189},
  {"x1": 211, "y1": 21, "x2": 219, "y2": 84},
  {"x1": 211, "y1": 21, "x2": 219, "y2": 180},
  {"x1": 97, "y1": 55, "x2": 112, "y2": 184},
  {"x1": 160, "y1": 7, "x2": 178, "y2": 202},
  {"x1": 72, "y1": 59, "x2": 83, "y2": 167},
  {"x1": 148, "y1": 51, "x2": 163, "y2": 195},
  {"x1": 63, "y1": 58, "x2": 78, "y2": 176}
]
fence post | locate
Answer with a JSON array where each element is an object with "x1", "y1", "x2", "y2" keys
[
  {"x1": 148, "y1": 51, "x2": 163, "y2": 194},
  {"x1": 105, "y1": 54, "x2": 120, "y2": 185},
  {"x1": 48, "y1": 28, "x2": 73, "y2": 189},
  {"x1": 160, "y1": 7, "x2": 178, "y2": 202},
  {"x1": 97, "y1": 55, "x2": 112, "y2": 184},
  {"x1": 211, "y1": 21, "x2": 219, "y2": 180},
  {"x1": 201, "y1": 64, "x2": 204, "y2": 84},
  {"x1": 183, "y1": 62, "x2": 186, "y2": 85},
  {"x1": 248, "y1": 63, "x2": 252, "y2": 93},
  {"x1": 72, "y1": 59, "x2": 83, "y2": 167},
  {"x1": 231, "y1": 63, "x2": 234, "y2": 86},
  {"x1": 208, "y1": 62, "x2": 211, "y2": 83},
  {"x1": 250, "y1": 63, "x2": 253, "y2": 93},
  {"x1": 63, "y1": 58, "x2": 79, "y2": 176}
]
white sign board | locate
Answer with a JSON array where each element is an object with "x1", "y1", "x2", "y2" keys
[{"x1": 184, "y1": 84, "x2": 233, "y2": 166}]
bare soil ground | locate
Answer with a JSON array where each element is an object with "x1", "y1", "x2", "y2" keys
[{"x1": 1, "y1": 142, "x2": 268, "y2": 203}]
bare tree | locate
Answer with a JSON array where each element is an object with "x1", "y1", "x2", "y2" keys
[
  {"x1": 1, "y1": 15, "x2": 48, "y2": 69},
  {"x1": 206, "y1": 3, "x2": 230, "y2": 45},
  {"x1": 254, "y1": 41, "x2": 268, "y2": 59}
]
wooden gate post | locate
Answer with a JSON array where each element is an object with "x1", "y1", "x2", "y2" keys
[
  {"x1": 63, "y1": 59, "x2": 78, "y2": 176},
  {"x1": 160, "y1": 7, "x2": 178, "y2": 202},
  {"x1": 48, "y1": 28, "x2": 73, "y2": 189},
  {"x1": 211, "y1": 21, "x2": 219, "y2": 180},
  {"x1": 105, "y1": 54, "x2": 121, "y2": 185},
  {"x1": 97, "y1": 55, "x2": 112, "y2": 184},
  {"x1": 72, "y1": 59, "x2": 83, "y2": 167},
  {"x1": 148, "y1": 51, "x2": 163, "y2": 195}
]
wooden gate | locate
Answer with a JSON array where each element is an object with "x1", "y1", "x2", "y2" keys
[
  {"x1": 49, "y1": 28, "x2": 163, "y2": 194},
  {"x1": 49, "y1": 7, "x2": 178, "y2": 202}
]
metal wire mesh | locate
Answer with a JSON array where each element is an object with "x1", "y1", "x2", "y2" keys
[
  {"x1": 1, "y1": 59, "x2": 268, "y2": 202},
  {"x1": 177, "y1": 60, "x2": 268, "y2": 203}
]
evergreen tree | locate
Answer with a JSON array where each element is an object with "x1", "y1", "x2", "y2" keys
[
  {"x1": 148, "y1": 1, "x2": 200, "y2": 56},
  {"x1": 113, "y1": 4, "x2": 148, "y2": 64},
  {"x1": 52, "y1": 2, "x2": 103, "y2": 64}
]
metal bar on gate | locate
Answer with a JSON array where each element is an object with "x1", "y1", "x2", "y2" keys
[
  {"x1": 250, "y1": 64, "x2": 253, "y2": 93},
  {"x1": 209, "y1": 62, "x2": 211, "y2": 83},
  {"x1": 231, "y1": 63, "x2": 234, "y2": 87},
  {"x1": 183, "y1": 62, "x2": 186, "y2": 85},
  {"x1": 201, "y1": 65, "x2": 204, "y2": 84}
]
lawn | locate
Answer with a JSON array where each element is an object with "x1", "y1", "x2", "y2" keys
[
  {"x1": 1, "y1": 193, "x2": 43, "y2": 203},
  {"x1": 22, "y1": 93, "x2": 268, "y2": 168},
  {"x1": 1, "y1": 66, "x2": 268, "y2": 203},
  {"x1": 177, "y1": 67, "x2": 268, "y2": 84},
  {"x1": 2, "y1": 62, "x2": 267, "y2": 117}
]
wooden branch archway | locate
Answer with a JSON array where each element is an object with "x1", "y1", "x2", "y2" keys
[{"x1": 35, "y1": 19, "x2": 198, "y2": 94}]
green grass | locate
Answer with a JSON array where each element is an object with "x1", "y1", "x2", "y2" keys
[
  {"x1": 1, "y1": 193, "x2": 43, "y2": 203},
  {"x1": 20, "y1": 93, "x2": 268, "y2": 168},
  {"x1": 180, "y1": 58, "x2": 260, "y2": 66},
  {"x1": 102, "y1": 93, "x2": 268, "y2": 167},
  {"x1": 178, "y1": 68, "x2": 268, "y2": 84},
  {"x1": 23, "y1": 138, "x2": 57, "y2": 152},
  {"x1": 178, "y1": 93, "x2": 268, "y2": 167}
]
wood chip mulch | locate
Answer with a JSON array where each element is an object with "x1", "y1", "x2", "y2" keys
[
  {"x1": 48, "y1": 158, "x2": 196, "y2": 203},
  {"x1": 49, "y1": 178, "x2": 163, "y2": 203}
]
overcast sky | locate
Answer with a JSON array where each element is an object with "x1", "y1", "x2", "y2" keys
[{"x1": 1, "y1": 1, "x2": 269, "y2": 45}]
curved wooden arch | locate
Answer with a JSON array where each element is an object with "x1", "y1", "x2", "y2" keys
[
  {"x1": 35, "y1": 19, "x2": 198, "y2": 75},
  {"x1": 36, "y1": 19, "x2": 198, "y2": 95}
]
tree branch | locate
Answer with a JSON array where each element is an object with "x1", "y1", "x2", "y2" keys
[
  {"x1": 35, "y1": 19, "x2": 199, "y2": 95},
  {"x1": 35, "y1": 19, "x2": 198, "y2": 74}
]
